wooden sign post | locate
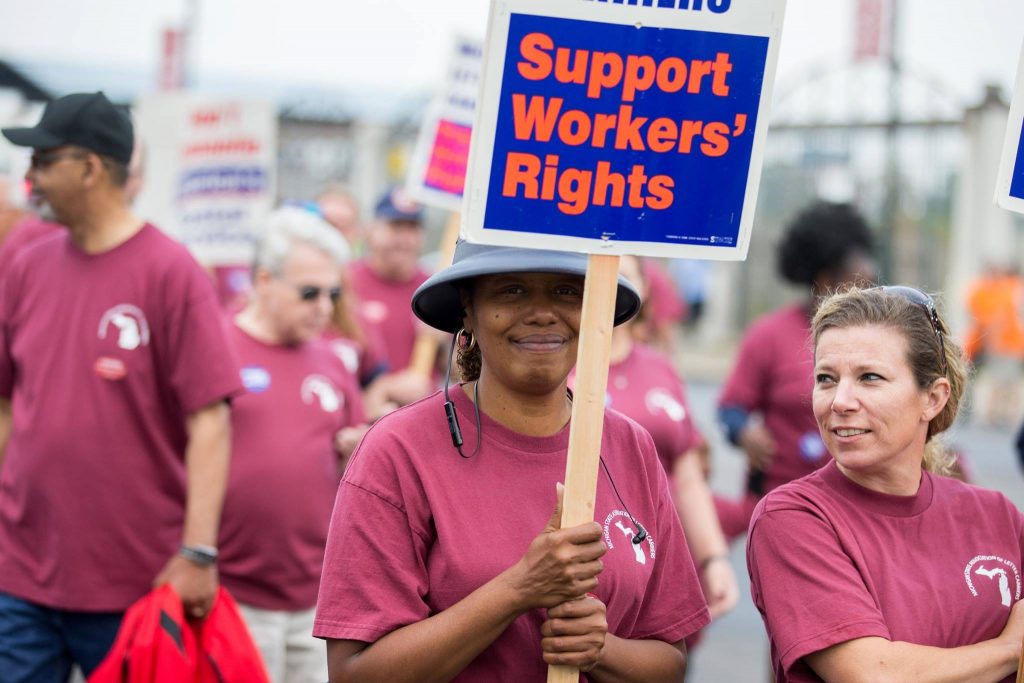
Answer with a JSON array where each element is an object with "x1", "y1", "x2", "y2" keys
[
  {"x1": 548, "y1": 254, "x2": 620, "y2": 683},
  {"x1": 408, "y1": 212, "x2": 464, "y2": 378}
]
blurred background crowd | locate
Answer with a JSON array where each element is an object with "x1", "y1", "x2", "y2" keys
[{"x1": 3, "y1": 0, "x2": 1024, "y2": 680}]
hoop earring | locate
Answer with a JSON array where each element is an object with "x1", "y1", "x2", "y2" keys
[{"x1": 456, "y1": 327, "x2": 476, "y2": 351}]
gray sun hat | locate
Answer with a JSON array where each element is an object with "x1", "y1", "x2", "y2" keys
[{"x1": 412, "y1": 240, "x2": 641, "y2": 333}]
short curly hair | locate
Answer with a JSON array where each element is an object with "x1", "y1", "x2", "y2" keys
[{"x1": 777, "y1": 201, "x2": 875, "y2": 286}]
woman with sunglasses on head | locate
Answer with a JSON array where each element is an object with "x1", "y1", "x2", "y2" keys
[
  {"x1": 314, "y1": 241, "x2": 710, "y2": 682},
  {"x1": 747, "y1": 286, "x2": 1024, "y2": 683}
]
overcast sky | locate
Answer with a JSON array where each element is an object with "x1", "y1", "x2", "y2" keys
[{"x1": 2, "y1": 0, "x2": 1022, "y2": 104}]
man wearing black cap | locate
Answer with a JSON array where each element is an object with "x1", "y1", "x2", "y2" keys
[
  {"x1": 0, "y1": 92, "x2": 242, "y2": 681},
  {"x1": 349, "y1": 187, "x2": 429, "y2": 370}
]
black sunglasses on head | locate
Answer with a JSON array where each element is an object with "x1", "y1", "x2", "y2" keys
[
  {"x1": 878, "y1": 285, "x2": 947, "y2": 376},
  {"x1": 297, "y1": 285, "x2": 342, "y2": 304}
]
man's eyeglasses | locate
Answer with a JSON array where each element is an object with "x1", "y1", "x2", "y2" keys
[
  {"x1": 879, "y1": 285, "x2": 947, "y2": 375},
  {"x1": 296, "y1": 284, "x2": 342, "y2": 304},
  {"x1": 30, "y1": 149, "x2": 86, "y2": 169}
]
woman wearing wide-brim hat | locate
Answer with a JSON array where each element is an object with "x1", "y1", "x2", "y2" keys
[{"x1": 314, "y1": 241, "x2": 710, "y2": 682}]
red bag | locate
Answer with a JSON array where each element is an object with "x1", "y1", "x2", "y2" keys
[{"x1": 89, "y1": 584, "x2": 269, "y2": 683}]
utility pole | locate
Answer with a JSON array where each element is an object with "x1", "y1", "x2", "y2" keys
[
  {"x1": 183, "y1": 0, "x2": 200, "y2": 88},
  {"x1": 881, "y1": 0, "x2": 902, "y2": 281}
]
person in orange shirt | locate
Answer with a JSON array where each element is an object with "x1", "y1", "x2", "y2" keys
[{"x1": 964, "y1": 265, "x2": 1024, "y2": 426}]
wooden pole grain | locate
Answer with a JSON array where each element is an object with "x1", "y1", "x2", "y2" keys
[{"x1": 547, "y1": 253, "x2": 620, "y2": 683}]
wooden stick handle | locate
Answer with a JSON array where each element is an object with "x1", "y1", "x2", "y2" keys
[
  {"x1": 547, "y1": 253, "x2": 620, "y2": 683},
  {"x1": 409, "y1": 212, "x2": 463, "y2": 378}
]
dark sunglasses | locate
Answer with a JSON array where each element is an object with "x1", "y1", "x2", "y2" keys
[
  {"x1": 30, "y1": 149, "x2": 86, "y2": 169},
  {"x1": 297, "y1": 284, "x2": 342, "y2": 304},
  {"x1": 878, "y1": 285, "x2": 947, "y2": 376}
]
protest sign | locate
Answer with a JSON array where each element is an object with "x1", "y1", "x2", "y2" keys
[
  {"x1": 406, "y1": 36, "x2": 484, "y2": 210},
  {"x1": 996, "y1": 42, "x2": 1024, "y2": 214},
  {"x1": 464, "y1": 0, "x2": 785, "y2": 260},
  {"x1": 134, "y1": 93, "x2": 277, "y2": 265}
]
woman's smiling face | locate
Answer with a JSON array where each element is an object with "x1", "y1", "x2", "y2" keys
[
  {"x1": 464, "y1": 272, "x2": 584, "y2": 397},
  {"x1": 812, "y1": 324, "x2": 948, "y2": 491}
]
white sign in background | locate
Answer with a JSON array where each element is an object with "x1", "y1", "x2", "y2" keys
[
  {"x1": 996, "y1": 41, "x2": 1024, "y2": 215},
  {"x1": 462, "y1": 0, "x2": 786, "y2": 261},
  {"x1": 134, "y1": 93, "x2": 277, "y2": 265},
  {"x1": 406, "y1": 36, "x2": 485, "y2": 211}
]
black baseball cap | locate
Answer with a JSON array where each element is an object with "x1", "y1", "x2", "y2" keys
[{"x1": 2, "y1": 92, "x2": 133, "y2": 164}]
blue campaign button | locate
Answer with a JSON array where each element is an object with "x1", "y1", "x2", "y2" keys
[
  {"x1": 240, "y1": 366, "x2": 272, "y2": 393},
  {"x1": 799, "y1": 431, "x2": 827, "y2": 461}
]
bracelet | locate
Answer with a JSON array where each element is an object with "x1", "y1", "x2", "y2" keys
[
  {"x1": 699, "y1": 553, "x2": 729, "y2": 571},
  {"x1": 179, "y1": 544, "x2": 218, "y2": 566}
]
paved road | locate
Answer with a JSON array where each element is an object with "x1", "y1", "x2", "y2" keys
[{"x1": 682, "y1": 378, "x2": 1024, "y2": 683}]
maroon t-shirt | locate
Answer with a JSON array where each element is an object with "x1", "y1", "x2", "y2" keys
[
  {"x1": 218, "y1": 324, "x2": 365, "y2": 611},
  {"x1": 642, "y1": 259, "x2": 686, "y2": 328},
  {"x1": 314, "y1": 388, "x2": 710, "y2": 680},
  {"x1": 570, "y1": 343, "x2": 701, "y2": 476},
  {"x1": 348, "y1": 260, "x2": 429, "y2": 372},
  {"x1": 321, "y1": 325, "x2": 389, "y2": 388},
  {"x1": 0, "y1": 225, "x2": 243, "y2": 611},
  {"x1": 748, "y1": 461, "x2": 1024, "y2": 683},
  {"x1": 719, "y1": 304, "x2": 827, "y2": 493},
  {"x1": 0, "y1": 215, "x2": 61, "y2": 274},
  {"x1": 606, "y1": 344, "x2": 701, "y2": 474}
]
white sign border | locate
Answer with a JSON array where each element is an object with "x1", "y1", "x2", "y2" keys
[
  {"x1": 407, "y1": 35, "x2": 483, "y2": 212},
  {"x1": 461, "y1": 0, "x2": 787, "y2": 260},
  {"x1": 996, "y1": 40, "x2": 1024, "y2": 215}
]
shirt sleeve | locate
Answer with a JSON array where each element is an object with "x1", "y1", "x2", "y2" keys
[
  {"x1": 747, "y1": 506, "x2": 891, "y2": 678},
  {"x1": 160, "y1": 266, "x2": 243, "y2": 414},
  {"x1": 718, "y1": 321, "x2": 772, "y2": 414},
  {"x1": 627, "y1": 431, "x2": 710, "y2": 643},
  {"x1": 0, "y1": 263, "x2": 19, "y2": 398},
  {"x1": 670, "y1": 368, "x2": 702, "y2": 458},
  {"x1": 339, "y1": 363, "x2": 367, "y2": 428},
  {"x1": 314, "y1": 435, "x2": 432, "y2": 641}
]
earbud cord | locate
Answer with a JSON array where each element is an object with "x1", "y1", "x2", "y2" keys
[
  {"x1": 443, "y1": 332, "x2": 482, "y2": 459},
  {"x1": 599, "y1": 454, "x2": 649, "y2": 545},
  {"x1": 443, "y1": 340, "x2": 645, "y2": 542}
]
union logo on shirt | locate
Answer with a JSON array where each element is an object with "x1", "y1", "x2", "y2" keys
[
  {"x1": 602, "y1": 509, "x2": 655, "y2": 566},
  {"x1": 301, "y1": 375, "x2": 343, "y2": 413},
  {"x1": 98, "y1": 305, "x2": 150, "y2": 351},
  {"x1": 360, "y1": 300, "x2": 388, "y2": 324},
  {"x1": 645, "y1": 389, "x2": 686, "y2": 422},
  {"x1": 964, "y1": 555, "x2": 1022, "y2": 607},
  {"x1": 330, "y1": 340, "x2": 360, "y2": 375}
]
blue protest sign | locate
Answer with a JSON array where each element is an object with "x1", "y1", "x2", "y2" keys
[
  {"x1": 463, "y1": 0, "x2": 786, "y2": 260},
  {"x1": 997, "y1": 43, "x2": 1024, "y2": 213}
]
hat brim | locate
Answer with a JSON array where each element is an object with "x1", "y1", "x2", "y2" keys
[
  {"x1": 2, "y1": 126, "x2": 64, "y2": 150},
  {"x1": 412, "y1": 245, "x2": 641, "y2": 333}
]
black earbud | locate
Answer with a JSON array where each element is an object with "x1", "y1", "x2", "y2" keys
[
  {"x1": 443, "y1": 330, "x2": 481, "y2": 458},
  {"x1": 631, "y1": 522, "x2": 648, "y2": 545},
  {"x1": 444, "y1": 399, "x2": 463, "y2": 448}
]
